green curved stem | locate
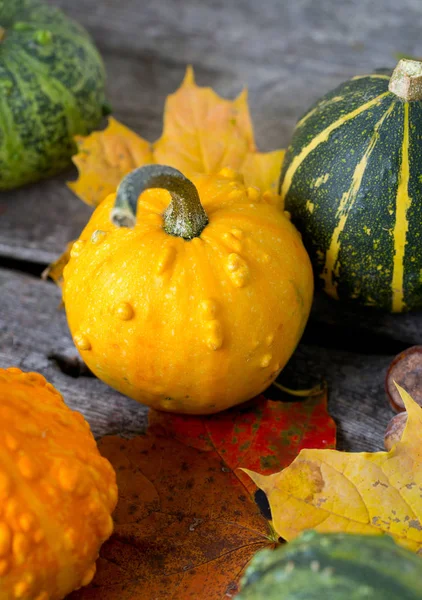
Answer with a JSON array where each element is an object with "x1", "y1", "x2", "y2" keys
[
  {"x1": 389, "y1": 58, "x2": 422, "y2": 101},
  {"x1": 111, "y1": 165, "x2": 208, "y2": 240}
]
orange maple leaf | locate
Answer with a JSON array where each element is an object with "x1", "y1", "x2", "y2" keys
[
  {"x1": 68, "y1": 67, "x2": 285, "y2": 208},
  {"x1": 69, "y1": 392, "x2": 335, "y2": 599},
  {"x1": 68, "y1": 118, "x2": 153, "y2": 207},
  {"x1": 245, "y1": 385, "x2": 422, "y2": 554}
]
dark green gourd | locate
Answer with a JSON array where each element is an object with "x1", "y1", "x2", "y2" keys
[
  {"x1": 279, "y1": 59, "x2": 422, "y2": 312},
  {"x1": 238, "y1": 531, "x2": 422, "y2": 599},
  {"x1": 0, "y1": 0, "x2": 107, "y2": 189}
]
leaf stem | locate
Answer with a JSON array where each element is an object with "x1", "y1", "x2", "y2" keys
[{"x1": 271, "y1": 381, "x2": 326, "y2": 398}]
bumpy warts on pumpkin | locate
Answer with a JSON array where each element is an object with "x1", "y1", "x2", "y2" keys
[
  {"x1": 0, "y1": 368, "x2": 117, "y2": 600},
  {"x1": 62, "y1": 165, "x2": 314, "y2": 414}
]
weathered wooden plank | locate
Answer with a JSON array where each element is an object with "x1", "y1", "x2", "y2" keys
[
  {"x1": 0, "y1": 172, "x2": 93, "y2": 263},
  {"x1": 0, "y1": 267, "x2": 395, "y2": 451}
]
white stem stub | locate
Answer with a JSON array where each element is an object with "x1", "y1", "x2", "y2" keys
[{"x1": 389, "y1": 59, "x2": 422, "y2": 101}]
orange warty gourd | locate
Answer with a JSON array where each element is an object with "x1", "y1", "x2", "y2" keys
[
  {"x1": 0, "y1": 367, "x2": 117, "y2": 600},
  {"x1": 63, "y1": 165, "x2": 314, "y2": 414}
]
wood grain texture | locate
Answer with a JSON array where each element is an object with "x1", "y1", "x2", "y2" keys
[{"x1": 0, "y1": 267, "x2": 395, "y2": 452}]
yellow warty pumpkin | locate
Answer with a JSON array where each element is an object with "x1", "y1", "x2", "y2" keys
[
  {"x1": 0, "y1": 368, "x2": 117, "y2": 600},
  {"x1": 63, "y1": 165, "x2": 314, "y2": 414}
]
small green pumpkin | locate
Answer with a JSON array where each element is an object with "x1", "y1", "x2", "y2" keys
[
  {"x1": 238, "y1": 531, "x2": 422, "y2": 599},
  {"x1": 280, "y1": 59, "x2": 422, "y2": 312},
  {"x1": 0, "y1": 0, "x2": 107, "y2": 189}
]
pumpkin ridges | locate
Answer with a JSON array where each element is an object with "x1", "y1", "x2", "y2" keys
[
  {"x1": 280, "y1": 76, "x2": 391, "y2": 173},
  {"x1": 403, "y1": 102, "x2": 422, "y2": 309},
  {"x1": 280, "y1": 91, "x2": 390, "y2": 201},
  {"x1": 295, "y1": 93, "x2": 346, "y2": 130},
  {"x1": 391, "y1": 102, "x2": 411, "y2": 312},
  {"x1": 321, "y1": 99, "x2": 397, "y2": 299}
]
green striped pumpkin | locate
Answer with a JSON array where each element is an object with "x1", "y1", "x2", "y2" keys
[
  {"x1": 238, "y1": 531, "x2": 422, "y2": 599},
  {"x1": 279, "y1": 59, "x2": 422, "y2": 312},
  {"x1": 0, "y1": 0, "x2": 107, "y2": 190}
]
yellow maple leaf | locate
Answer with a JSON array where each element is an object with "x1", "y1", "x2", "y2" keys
[
  {"x1": 244, "y1": 385, "x2": 422, "y2": 553},
  {"x1": 68, "y1": 117, "x2": 153, "y2": 207},
  {"x1": 241, "y1": 150, "x2": 285, "y2": 193},
  {"x1": 68, "y1": 67, "x2": 284, "y2": 207}
]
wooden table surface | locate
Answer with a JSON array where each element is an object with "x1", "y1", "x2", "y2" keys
[{"x1": 1, "y1": 0, "x2": 422, "y2": 453}]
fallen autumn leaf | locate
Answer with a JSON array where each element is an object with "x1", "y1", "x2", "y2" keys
[
  {"x1": 69, "y1": 391, "x2": 335, "y2": 599},
  {"x1": 68, "y1": 67, "x2": 285, "y2": 209},
  {"x1": 245, "y1": 385, "x2": 422, "y2": 553}
]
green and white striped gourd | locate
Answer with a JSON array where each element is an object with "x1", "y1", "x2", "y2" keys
[
  {"x1": 0, "y1": 0, "x2": 107, "y2": 189},
  {"x1": 280, "y1": 59, "x2": 422, "y2": 312},
  {"x1": 238, "y1": 530, "x2": 422, "y2": 599}
]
